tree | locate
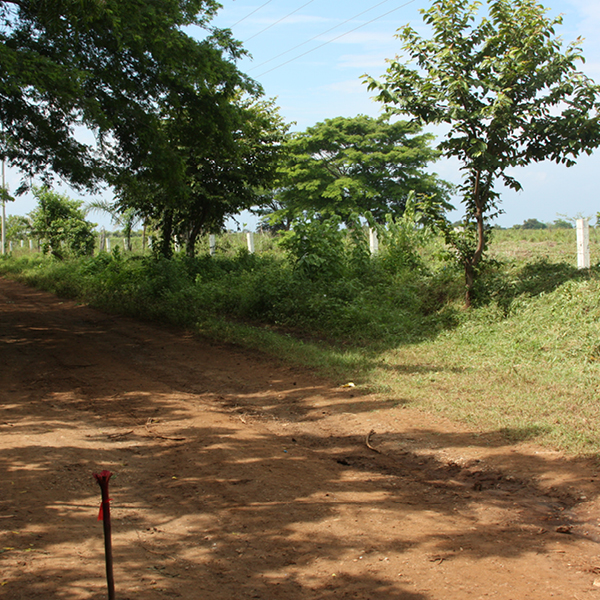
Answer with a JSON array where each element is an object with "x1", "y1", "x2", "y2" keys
[
  {"x1": 5, "y1": 214, "x2": 31, "y2": 240},
  {"x1": 552, "y1": 219, "x2": 573, "y2": 229},
  {"x1": 254, "y1": 196, "x2": 294, "y2": 233},
  {"x1": 270, "y1": 115, "x2": 450, "y2": 226},
  {"x1": 177, "y1": 97, "x2": 288, "y2": 257},
  {"x1": 0, "y1": 0, "x2": 250, "y2": 192},
  {"x1": 366, "y1": 0, "x2": 600, "y2": 306},
  {"x1": 29, "y1": 187, "x2": 96, "y2": 259},
  {"x1": 521, "y1": 218, "x2": 547, "y2": 230},
  {"x1": 115, "y1": 96, "x2": 288, "y2": 257}
]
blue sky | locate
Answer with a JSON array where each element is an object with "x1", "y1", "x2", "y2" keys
[
  {"x1": 4, "y1": 0, "x2": 600, "y2": 229},
  {"x1": 210, "y1": 0, "x2": 600, "y2": 228}
]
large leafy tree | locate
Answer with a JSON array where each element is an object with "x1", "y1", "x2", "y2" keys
[
  {"x1": 366, "y1": 0, "x2": 600, "y2": 306},
  {"x1": 0, "y1": 0, "x2": 250, "y2": 192},
  {"x1": 270, "y1": 115, "x2": 450, "y2": 226},
  {"x1": 173, "y1": 97, "x2": 288, "y2": 257},
  {"x1": 5, "y1": 214, "x2": 30, "y2": 240},
  {"x1": 114, "y1": 96, "x2": 288, "y2": 257}
]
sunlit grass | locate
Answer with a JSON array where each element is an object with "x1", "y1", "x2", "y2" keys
[{"x1": 368, "y1": 279, "x2": 600, "y2": 454}]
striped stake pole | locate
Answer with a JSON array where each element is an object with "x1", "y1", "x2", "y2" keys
[{"x1": 93, "y1": 470, "x2": 115, "y2": 600}]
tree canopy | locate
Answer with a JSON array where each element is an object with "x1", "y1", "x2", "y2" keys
[
  {"x1": 366, "y1": 0, "x2": 600, "y2": 305},
  {"x1": 0, "y1": 0, "x2": 251, "y2": 192},
  {"x1": 270, "y1": 115, "x2": 450, "y2": 226},
  {"x1": 116, "y1": 96, "x2": 289, "y2": 257}
]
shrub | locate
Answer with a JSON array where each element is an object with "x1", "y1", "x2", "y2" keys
[{"x1": 29, "y1": 187, "x2": 96, "y2": 259}]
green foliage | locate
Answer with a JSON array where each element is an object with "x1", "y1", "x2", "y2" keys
[
  {"x1": 29, "y1": 187, "x2": 95, "y2": 259},
  {"x1": 366, "y1": 0, "x2": 600, "y2": 305},
  {"x1": 271, "y1": 115, "x2": 450, "y2": 225},
  {"x1": 1, "y1": 185, "x2": 14, "y2": 204},
  {"x1": 377, "y1": 195, "x2": 431, "y2": 273},
  {"x1": 118, "y1": 96, "x2": 289, "y2": 258},
  {"x1": 519, "y1": 218, "x2": 547, "y2": 230},
  {"x1": 5, "y1": 214, "x2": 31, "y2": 240},
  {"x1": 0, "y1": 227, "x2": 462, "y2": 346},
  {"x1": 0, "y1": 0, "x2": 251, "y2": 193},
  {"x1": 278, "y1": 213, "x2": 347, "y2": 280},
  {"x1": 551, "y1": 219, "x2": 573, "y2": 230}
]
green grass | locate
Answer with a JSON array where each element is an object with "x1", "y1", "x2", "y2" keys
[
  {"x1": 370, "y1": 277, "x2": 600, "y2": 454},
  {"x1": 2, "y1": 228, "x2": 600, "y2": 455}
]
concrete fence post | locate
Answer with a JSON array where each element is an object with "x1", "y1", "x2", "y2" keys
[
  {"x1": 369, "y1": 228, "x2": 379, "y2": 255},
  {"x1": 577, "y1": 218, "x2": 590, "y2": 269}
]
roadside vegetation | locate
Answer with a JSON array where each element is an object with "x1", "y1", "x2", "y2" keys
[{"x1": 2, "y1": 225, "x2": 600, "y2": 456}]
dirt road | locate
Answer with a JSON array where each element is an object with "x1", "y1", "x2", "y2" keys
[{"x1": 2, "y1": 276, "x2": 600, "y2": 599}]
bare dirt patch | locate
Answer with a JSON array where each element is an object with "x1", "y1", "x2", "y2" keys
[{"x1": 2, "y1": 277, "x2": 600, "y2": 599}]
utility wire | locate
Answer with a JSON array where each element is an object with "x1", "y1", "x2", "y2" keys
[
  {"x1": 232, "y1": 0, "x2": 275, "y2": 28},
  {"x1": 245, "y1": 0, "x2": 316, "y2": 43},
  {"x1": 248, "y1": 0, "x2": 395, "y2": 72},
  {"x1": 255, "y1": 0, "x2": 417, "y2": 78}
]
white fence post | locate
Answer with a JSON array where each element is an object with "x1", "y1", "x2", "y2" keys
[
  {"x1": 246, "y1": 232, "x2": 255, "y2": 254},
  {"x1": 369, "y1": 228, "x2": 379, "y2": 255},
  {"x1": 577, "y1": 218, "x2": 590, "y2": 269},
  {"x1": 29, "y1": 239, "x2": 33, "y2": 250},
  {"x1": 106, "y1": 237, "x2": 111, "y2": 252},
  {"x1": 209, "y1": 234, "x2": 216, "y2": 256}
]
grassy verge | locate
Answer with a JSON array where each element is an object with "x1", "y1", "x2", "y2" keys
[{"x1": 2, "y1": 229, "x2": 600, "y2": 455}]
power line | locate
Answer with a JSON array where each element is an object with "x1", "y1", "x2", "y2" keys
[
  {"x1": 249, "y1": 0, "x2": 396, "y2": 72},
  {"x1": 232, "y1": 0, "x2": 275, "y2": 28},
  {"x1": 244, "y1": 0, "x2": 316, "y2": 43},
  {"x1": 255, "y1": 0, "x2": 418, "y2": 78}
]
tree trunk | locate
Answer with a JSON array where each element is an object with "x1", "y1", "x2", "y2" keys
[
  {"x1": 159, "y1": 210, "x2": 173, "y2": 258},
  {"x1": 185, "y1": 223, "x2": 202, "y2": 258},
  {"x1": 464, "y1": 170, "x2": 486, "y2": 308},
  {"x1": 464, "y1": 261, "x2": 475, "y2": 309},
  {"x1": 185, "y1": 203, "x2": 208, "y2": 258}
]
